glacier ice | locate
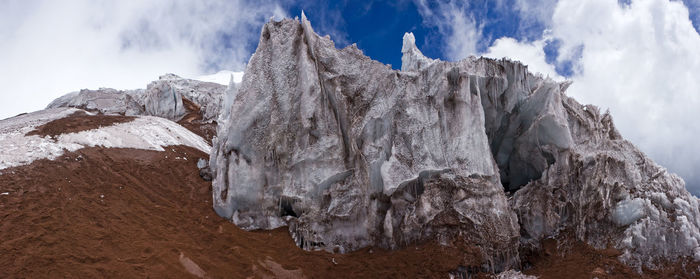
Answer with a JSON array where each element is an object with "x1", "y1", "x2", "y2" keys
[
  {"x1": 144, "y1": 79, "x2": 186, "y2": 121},
  {"x1": 47, "y1": 74, "x2": 230, "y2": 123},
  {"x1": 511, "y1": 97, "x2": 700, "y2": 271},
  {"x1": 210, "y1": 14, "x2": 521, "y2": 271},
  {"x1": 210, "y1": 14, "x2": 700, "y2": 273},
  {"x1": 612, "y1": 198, "x2": 647, "y2": 226},
  {"x1": 155, "y1": 73, "x2": 230, "y2": 123},
  {"x1": 47, "y1": 88, "x2": 144, "y2": 116}
]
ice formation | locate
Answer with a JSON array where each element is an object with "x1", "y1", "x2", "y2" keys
[
  {"x1": 144, "y1": 79, "x2": 186, "y2": 121},
  {"x1": 511, "y1": 96, "x2": 700, "y2": 270},
  {"x1": 47, "y1": 74, "x2": 229, "y2": 123},
  {"x1": 210, "y1": 14, "x2": 700, "y2": 272},
  {"x1": 0, "y1": 108, "x2": 210, "y2": 170},
  {"x1": 210, "y1": 14, "x2": 520, "y2": 271},
  {"x1": 47, "y1": 88, "x2": 145, "y2": 116}
]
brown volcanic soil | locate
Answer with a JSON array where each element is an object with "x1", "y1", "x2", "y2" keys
[
  {"x1": 6, "y1": 112, "x2": 698, "y2": 278},
  {"x1": 178, "y1": 98, "x2": 217, "y2": 144},
  {"x1": 523, "y1": 235, "x2": 700, "y2": 278},
  {"x1": 0, "y1": 145, "x2": 484, "y2": 278},
  {"x1": 523, "y1": 237, "x2": 638, "y2": 279},
  {"x1": 25, "y1": 111, "x2": 135, "y2": 138},
  {"x1": 25, "y1": 102, "x2": 215, "y2": 144}
]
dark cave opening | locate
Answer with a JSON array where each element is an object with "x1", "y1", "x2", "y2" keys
[{"x1": 279, "y1": 197, "x2": 298, "y2": 218}]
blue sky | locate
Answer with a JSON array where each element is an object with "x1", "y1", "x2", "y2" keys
[
  {"x1": 286, "y1": 1, "x2": 434, "y2": 69},
  {"x1": 282, "y1": 0, "x2": 698, "y2": 77},
  {"x1": 1, "y1": 0, "x2": 700, "y2": 195},
  {"x1": 283, "y1": 0, "x2": 553, "y2": 72}
]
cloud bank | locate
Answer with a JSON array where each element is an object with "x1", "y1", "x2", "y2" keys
[
  {"x1": 0, "y1": 0, "x2": 285, "y2": 120},
  {"x1": 416, "y1": 0, "x2": 700, "y2": 194}
]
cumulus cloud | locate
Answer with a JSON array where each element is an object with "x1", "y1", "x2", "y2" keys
[
  {"x1": 414, "y1": 0, "x2": 483, "y2": 60},
  {"x1": 0, "y1": 0, "x2": 285, "y2": 120},
  {"x1": 553, "y1": 0, "x2": 700, "y2": 194},
  {"x1": 482, "y1": 36, "x2": 562, "y2": 80},
  {"x1": 514, "y1": 0, "x2": 558, "y2": 27},
  {"x1": 416, "y1": 0, "x2": 700, "y2": 194},
  {"x1": 413, "y1": 0, "x2": 560, "y2": 78},
  {"x1": 684, "y1": 0, "x2": 700, "y2": 31}
]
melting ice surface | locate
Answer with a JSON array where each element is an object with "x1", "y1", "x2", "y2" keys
[{"x1": 210, "y1": 14, "x2": 700, "y2": 273}]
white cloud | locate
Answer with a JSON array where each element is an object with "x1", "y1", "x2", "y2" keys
[
  {"x1": 196, "y1": 70, "x2": 245, "y2": 85},
  {"x1": 482, "y1": 36, "x2": 563, "y2": 80},
  {"x1": 552, "y1": 0, "x2": 700, "y2": 193},
  {"x1": 684, "y1": 0, "x2": 700, "y2": 30},
  {"x1": 514, "y1": 0, "x2": 558, "y2": 27},
  {"x1": 416, "y1": 0, "x2": 700, "y2": 194},
  {"x1": 414, "y1": 0, "x2": 483, "y2": 60},
  {"x1": 413, "y1": 0, "x2": 559, "y2": 78},
  {"x1": 0, "y1": 0, "x2": 285, "y2": 120}
]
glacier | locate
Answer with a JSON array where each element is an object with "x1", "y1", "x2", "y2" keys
[
  {"x1": 47, "y1": 73, "x2": 230, "y2": 123},
  {"x1": 209, "y1": 14, "x2": 700, "y2": 273}
]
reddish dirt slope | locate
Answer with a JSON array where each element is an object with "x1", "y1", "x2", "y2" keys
[
  {"x1": 522, "y1": 236, "x2": 699, "y2": 279},
  {"x1": 0, "y1": 145, "x2": 481, "y2": 278},
  {"x1": 25, "y1": 111, "x2": 135, "y2": 138},
  {"x1": 3, "y1": 113, "x2": 697, "y2": 278}
]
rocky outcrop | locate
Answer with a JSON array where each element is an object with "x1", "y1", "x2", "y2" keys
[{"x1": 211, "y1": 14, "x2": 700, "y2": 273}]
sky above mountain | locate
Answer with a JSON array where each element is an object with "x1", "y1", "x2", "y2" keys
[{"x1": 1, "y1": 0, "x2": 699, "y2": 195}]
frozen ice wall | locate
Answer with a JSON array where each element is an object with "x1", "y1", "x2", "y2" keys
[
  {"x1": 211, "y1": 14, "x2": 700, "y2": 273},
  {"x1": 210, "y1": 14, "x2": 521, "y2": 272},
  {"x1": 47, "y1": 74, "x2": 228, "y2": 123}
]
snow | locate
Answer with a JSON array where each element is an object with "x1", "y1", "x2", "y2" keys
[
  {"x1": 195, "y1": 70, "x2": 244, "y2": 85},
  {"x1": 0, "y1": 108, "x2": 210, "y2": 170},
  {"x1": 58, "y1": 116, "x2": 210, "y2": 152}
]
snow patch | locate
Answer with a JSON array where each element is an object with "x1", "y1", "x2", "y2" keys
[
  {"x1": 195, "y1": 70, "x2": 244, "y2": 85},
  {"x1": 0, "y1": 108, "x2": 210, "y2": 170}
]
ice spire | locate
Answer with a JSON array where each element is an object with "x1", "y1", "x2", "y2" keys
[{"x1": 401, "y1": 32, "x2": 436, "y2": 72}]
